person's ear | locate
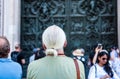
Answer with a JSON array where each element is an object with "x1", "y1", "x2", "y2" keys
[
  {"x1": 7, "y1": 48, "x2": 10, "y2": 54},
  {"x1": 98, "y1": 57, "x2": 101, "y2": 61},
  {"x1": 42, "y1": 44, "x2": 46, "y2": 50},
  {"x1": 64, "y1": 41, "x2": 67, "y2": 48}
]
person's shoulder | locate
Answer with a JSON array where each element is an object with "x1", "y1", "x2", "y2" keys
[
  {"x1": 11, "y1": 51, "x2": 18, "y2": 54},
  {"x1": 9, "y1": 60, "x2": 22, "y2": 68},
  {"x1": 11, "y1": 60, "x2": 21, "y2": 65},
  {"x1": 76, "y1": 59, "x2": 84, "y2": 64},
  {"x1": 28, "y1": 59, "x2": 39, "y2": 69},
  {"x1": 89, "y1": 64, "x2": 97, "y2": 70},
  {"x1": 18, "y1": 52, "x2": 25, "y2": 57}
]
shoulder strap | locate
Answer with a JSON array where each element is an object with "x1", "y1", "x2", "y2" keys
[
  {"x1": 73, "y1": 59, "x2": 80, "y2": 79},
  {"x1": 94, "y1": 64, "x2": 97, "y2": 77}
]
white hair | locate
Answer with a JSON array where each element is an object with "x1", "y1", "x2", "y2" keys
[{"x1": 42, "y1": 25, "x2": 66, "y2": 56}]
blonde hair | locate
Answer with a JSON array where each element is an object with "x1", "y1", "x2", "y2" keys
[
  {"x1": 73, "y1": 48, "x2": 85, "y2": 56},
  {"x1": 42, "y1": 25, "x2": 66, "y2": 56}
]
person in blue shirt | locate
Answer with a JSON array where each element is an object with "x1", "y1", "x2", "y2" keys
[{"x1": 0, "y1": 36, "x2": 22, "y2": 79}]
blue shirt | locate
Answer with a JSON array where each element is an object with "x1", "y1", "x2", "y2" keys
[{"x1": 0, "y1": 58, "x2": 22, "y2": 79}]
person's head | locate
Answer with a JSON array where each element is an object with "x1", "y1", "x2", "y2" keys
[
  {"x1": 15, "y1": 44, "x2": 20, "y2": 49},
  {"x1": 111, "y1": 46, "x2": 117, "y2": 51},
  {"x1": 42, "y1": 25, "x2": 67, "y2": 56},
  {"x1": 80, "y1": 48, "x2": 85, "y2": 54},
  {"x1": 15, "y1": 44, "x2": 21, "y2": 52},
  {"x1": 0, "y1": 36, "x2": 10, "y2": 58},
  {"x1": 96, "y1": 50, "x2": 109, "y2": 65},
  {"x1": 97, "y1": 50, "x2": 113, "y2": 77},
  {"x1": 73, "y1": 48, "x2": 85, "y2": 56}
]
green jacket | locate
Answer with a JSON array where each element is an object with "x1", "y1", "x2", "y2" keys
[{"x1": 27, "y1": 56, "x2": 85, "y2": 79}]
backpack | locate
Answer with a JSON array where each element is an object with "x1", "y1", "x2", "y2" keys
[
  {"x1": 74, "y1": 56, "x2": 89, "y2": 79},
  {"x1": 11, "y1": 51, "x2": 19, "y2": 62}
]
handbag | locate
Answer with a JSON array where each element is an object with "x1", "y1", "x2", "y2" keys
[{"x1": 73, "y1": 59, "x2": 80, "y2": 79}]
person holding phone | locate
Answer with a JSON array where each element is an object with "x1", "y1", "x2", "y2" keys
[
  {"x1": 92, "y1": 43, "x2": 103, "y2": 65},
  {"x1": 88, "y1": 50, "x2": 119, "y2": 79}
]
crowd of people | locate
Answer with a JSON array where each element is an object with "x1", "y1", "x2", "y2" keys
[{"x1": 0, "y1": 25, "x2": 120, "y2": 79}]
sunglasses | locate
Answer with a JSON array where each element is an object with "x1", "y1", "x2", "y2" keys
[{"x1": 102, "y1": 58, "x2": 108, "y2": 60}]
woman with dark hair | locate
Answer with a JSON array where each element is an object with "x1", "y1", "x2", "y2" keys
[{"x1": 88, "y1": 50, "x2": 119, "y2": 79}]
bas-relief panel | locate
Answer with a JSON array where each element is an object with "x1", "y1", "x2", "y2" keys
[
  {"x1": 70, "y1": 0, "x2": 117, "y2": 52},
  {"x1": 21, "y1": 0, "x2": 117, "y2": 56},
  {"x1": 21, "y1": 0, "x2": 66, "y2": 55}
]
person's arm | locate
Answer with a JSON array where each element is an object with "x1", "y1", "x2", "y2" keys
[
  {"x1": 100, "y1": 74, "x2": 110, "y2": 79},
  {"x1": 92, "y1": 47, "x2": 102, "y2": 64},
  {"x1": 92, "y1": 52, "x2": 99, "y2": 65},
  {"x1": 20, "y1": 52, "x2": 26, "y2": 64},
  {"x1": 21, "y1": 59, "x2": 25, "y2": 64}
]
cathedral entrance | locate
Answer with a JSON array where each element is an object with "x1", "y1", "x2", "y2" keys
[
  {"x1": 21, "y1": 0, "x2": 117, "y2": 56},
  {"x1": 21, "y1": 0, "x2": 117, "y2": 78}
]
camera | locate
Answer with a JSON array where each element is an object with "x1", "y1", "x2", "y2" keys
[{"x1": 97, "y1": 43, "x2": 102, "y2": 49}]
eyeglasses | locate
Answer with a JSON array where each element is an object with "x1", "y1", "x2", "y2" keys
[{"x1": 102, "y1": 58, "x2": 108, "y2": 60}]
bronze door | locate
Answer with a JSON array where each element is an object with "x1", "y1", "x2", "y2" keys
[{"x1": 21, "y1": 0, "x2": 117, "y2": 56}]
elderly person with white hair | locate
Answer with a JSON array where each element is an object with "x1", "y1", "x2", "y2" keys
[{"x1": 27, "y1": 25, "x2": 85, "y2": 79}]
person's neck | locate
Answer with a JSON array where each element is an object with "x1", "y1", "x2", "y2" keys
[
  {"x1": 57, "y1": 49, "x2": 65, "y2": 56},
  {"x1": 16, "y1": 49, "x2": 20, "y2": 52},
  {"x1": 46, "y1": 48, "x2": 65, "y2": 56},
  {"x1": 98, "y1": 63, "x2": 104, "y2": 67}
]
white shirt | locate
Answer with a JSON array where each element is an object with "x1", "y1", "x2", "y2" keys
[
  {"x1": 110, "y1": 50, "x2": 118, "y2": 60},
  {"x1": 112, "y1": 58, "x2": 120, "y2": 78},
  {"x1": 29, "y1": 54, "x2": 35, "y2": 63},
  {"x1": 88, "y1": 63, "x2": 119, "y2": 79}
]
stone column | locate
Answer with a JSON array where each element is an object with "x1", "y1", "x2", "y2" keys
[
  {"x1": 117, "y1": 0, "x2": 120, "y2": 49},
  {"x1": 3, "y1": 0, "x2": 21, "y2": 53},
  {"x1": 12, "y1": 0, "x2": 21, "y2": 48},
  {"x1": 0, "y1": 0, "x2": 4, "y2": 36}
]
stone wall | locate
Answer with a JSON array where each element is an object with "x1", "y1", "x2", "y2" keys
[
  {"x1": 117, "y1": 0, "x2": 120, "y2": 49},
  {"x1": 0, "y1": 0, "x2": 21, "y2": 54}
]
